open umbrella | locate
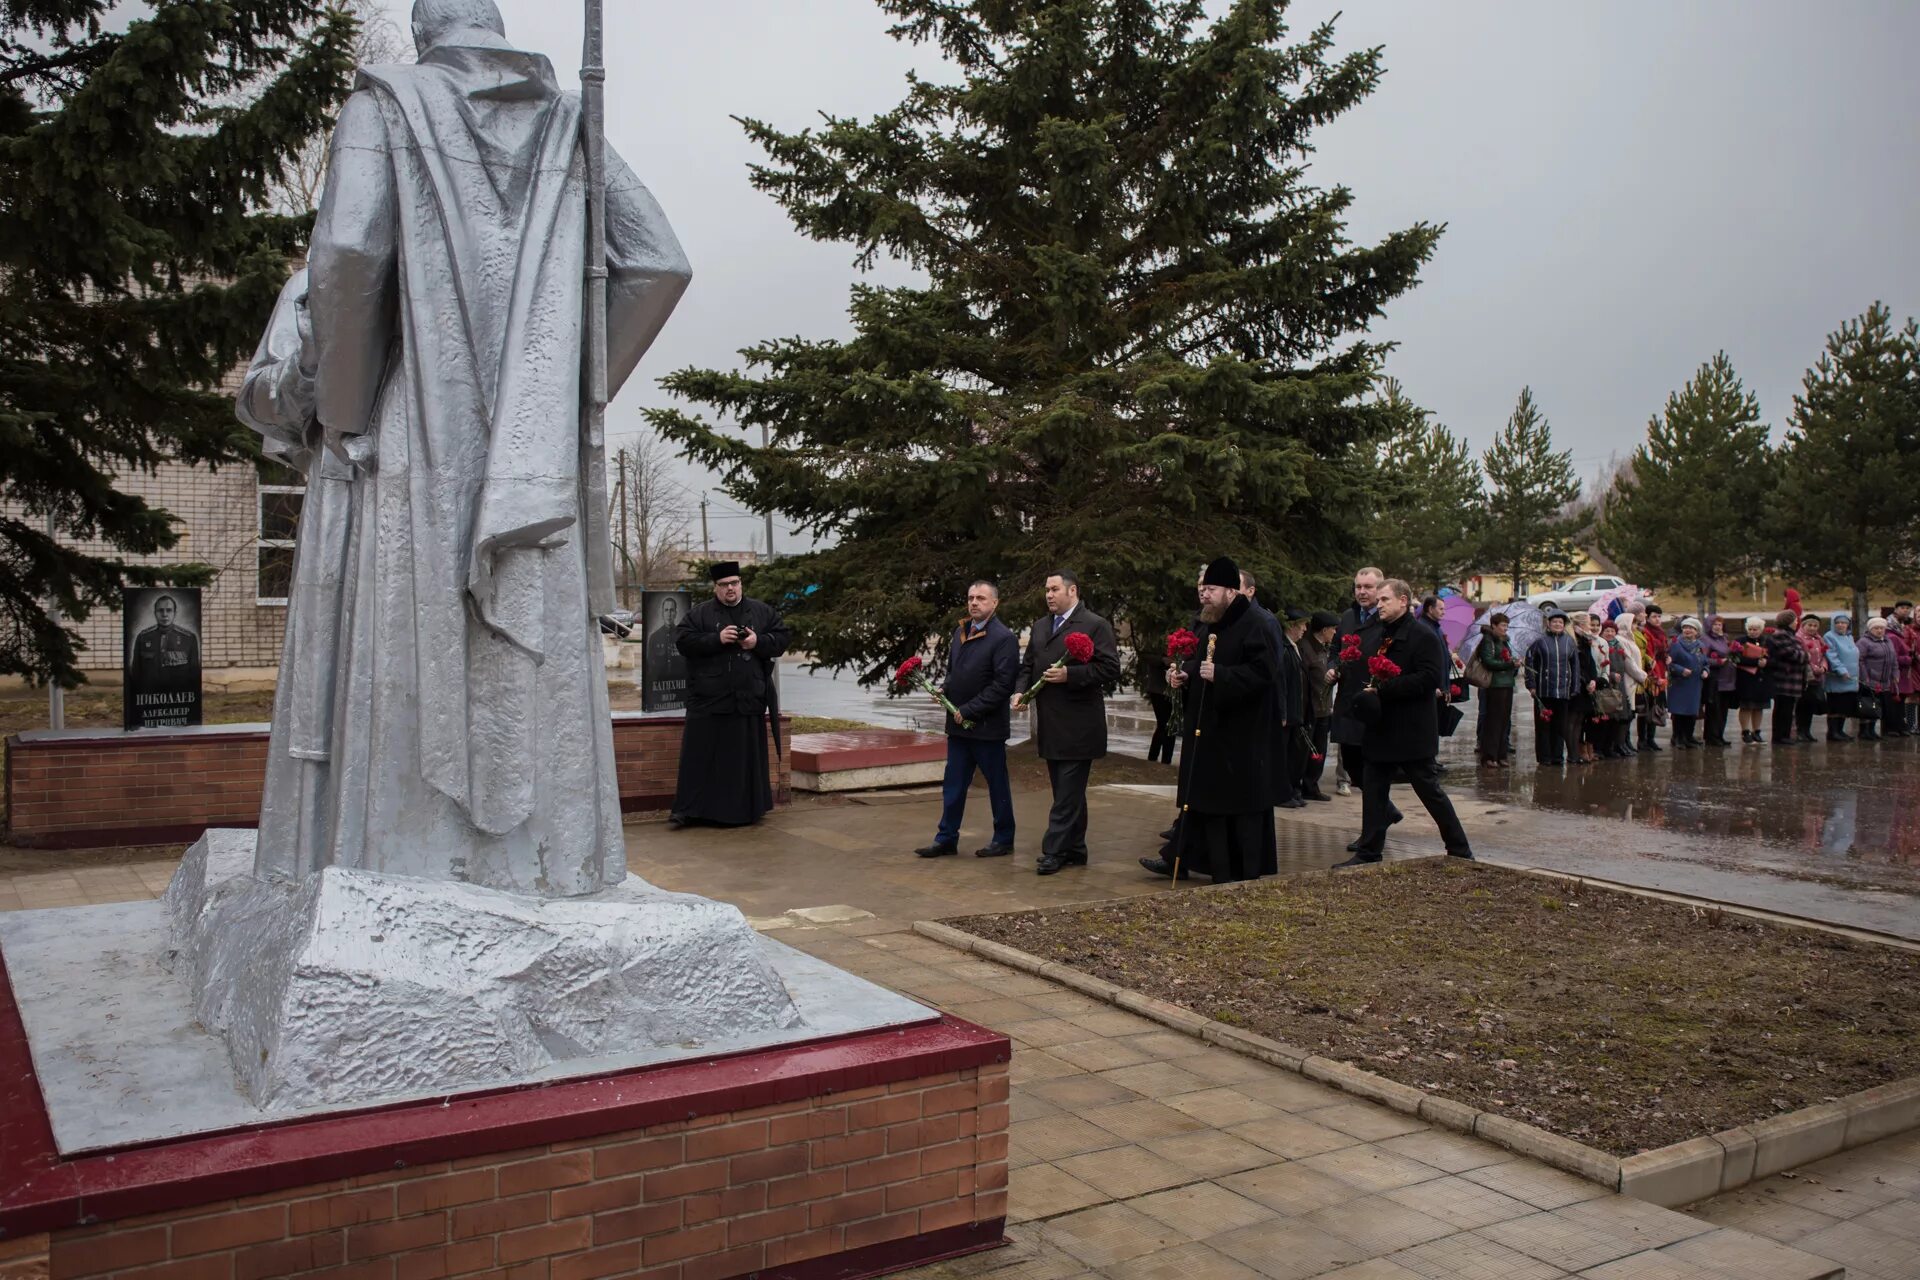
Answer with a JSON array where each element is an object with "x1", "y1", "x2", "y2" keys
[
  {"x1": 1461, "y1": 600, "x2": 1546, "y2": 665},
  {"x1": 1587, "y1": 582, "x2": 1646, "y2": 622},
  {"x1": 1438, "y1": 604, "x2": 1476, "y2": 655}
]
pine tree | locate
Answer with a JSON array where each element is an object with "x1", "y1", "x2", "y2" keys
[
  {"x1": 1362, "y1": 377, "x2": 1485, "y2": 592},
  {"x1": 648, "y1": 1, "x2": 1441, "y2": 679},
  {"x1": 1597, "y1": 353, "x2": 1775, "y2": 615},
  {"x1": 1, "y1": 2, "x2": 358, "y2": 685},
  {"x1": 1772, "y1": 304, "x2": 1920, "y2": 625},
  {"x1": 1479, "y1": 387, "x2": 1582, "y2": 598}
]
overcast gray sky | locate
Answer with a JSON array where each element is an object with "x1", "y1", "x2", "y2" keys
[{"x1": 394, "y1": 1, "x2": 1920, "y2": 547}]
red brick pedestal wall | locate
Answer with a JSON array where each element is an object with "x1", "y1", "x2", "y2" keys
[
  {"x1": 0, "y1": 950, "x2": 1009, "y2": 1280},
  {"x1": 4, "y1": 714, "x2": 790, "y2": 848}
]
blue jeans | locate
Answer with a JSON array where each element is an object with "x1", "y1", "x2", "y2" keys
[{"x1": 935, "y1": 737, "x2": 1016, "y2": 849}]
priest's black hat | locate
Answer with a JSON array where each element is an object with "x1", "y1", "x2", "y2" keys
[
  {"x1": 708, "y1": 561, "x2": 743, "y2": 581},
  {"x1": 1201, "y1": 557, "x2": 1240, "y2": 590}
]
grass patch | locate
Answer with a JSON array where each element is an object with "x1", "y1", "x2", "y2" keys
[{"x1": 949, "y1": 860, "x2": 1920, "y2": 1157}]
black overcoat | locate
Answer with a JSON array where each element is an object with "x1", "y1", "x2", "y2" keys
[
  {"x1": 676, "y1": 596, "x2": 790, "y2": 718},
  {"x1": 1175, "y1": 596, "x2": 1277, "y2": 814},
  {"x1": 1019, "y1": 606, "x2": 1122, "y2": 760},
  {"x1": 1329, "y1": 603, "x2": 1387, "y2": 746},
  {"x1": 1359, "y1": 611, "x2": 1446, "y2": 764}
]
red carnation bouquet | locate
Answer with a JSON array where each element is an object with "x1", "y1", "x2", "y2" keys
[
  {"x1": 1338, "y1": 633, "x2": 1363, "y2": 663},
  {"x1": 894, "y1": 655, "x2": 972, "y2": 728},
  {"x1": 1166, "y1": 628, "x2": 1199, "y2": 661},
  {"x1": 1366, "y1": 654, "x2": 1402, "y2": 686},
  {"x1": 1023, "y1": 630, "x2": 1096, "y2": 701}
]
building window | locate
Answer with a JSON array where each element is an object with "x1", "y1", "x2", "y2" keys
[{"x1": 258, "y1": 482, "x2": 303, "y2": 605}]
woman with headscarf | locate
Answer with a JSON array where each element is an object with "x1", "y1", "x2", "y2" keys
[
  {"x1": 1763, "y1": 609, "x2": 1809, "y2": 746},
  {"x1": 1784, "y1": 587, "x2": 1803, "y2": 623},
  {"x1": 1636, "y1": 604, "x2": 1670, "y2": 752},
  {"x1": 1701, "y1": 616, "x2": 1736, "y2": 747},
  {"x1": 1571, "y1": 612, "x2": 1609, "y2": 763},
  {"x1": 1297, "y1": 611, "x2": 1338, "y2": 799},
  {"x1": 1474, "y1": 612, "x2": 1519, "y2": 767},
  {"x1": 1794, "y1": 615, "x2": 1829, "y2": 743},
  {"x1": 1666, "y1": 618, "x2": 1708, "y2": 748},
  {"x1": 1859, "y1": 615, "x2": 1899, "y2": 742},
  {"x1": 1600, "y1": 617, "x2": 1645, "y2": 759},
  {"x1": 1732, "y1": 615, "x2": 1771, "y2": 743},
  {"x1": 1823, "y1": 611, "x2": 1860, "y2": 741}
]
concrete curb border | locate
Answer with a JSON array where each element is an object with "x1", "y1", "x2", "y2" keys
[{"x1": 912, "y1": 914, "x2": 1920, "y2": 1208}]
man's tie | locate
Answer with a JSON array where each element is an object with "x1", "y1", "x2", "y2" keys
[{"x1": 1051, "y1": 615, "x2": 1065, "y2": 637}]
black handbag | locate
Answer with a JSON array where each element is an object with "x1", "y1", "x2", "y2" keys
[
  {"x1": 1438, "y1": 702, "x2": 1464, "y2": 737},
  {"x1": 1857, "y1": 690, "x2": 1883, "y2": 719}
]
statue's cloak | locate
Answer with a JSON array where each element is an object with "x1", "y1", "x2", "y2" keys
[{"x1": 264, "y1": 41, "x2": 688, "y2": 895}]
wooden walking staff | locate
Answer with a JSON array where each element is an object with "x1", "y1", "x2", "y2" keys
[
  {"x1": 1170, "y1": 633, "x2": 1218, "y2": 883},
  {"x1": 579, "y1": 0, "x2": 614, "y2": 612}
]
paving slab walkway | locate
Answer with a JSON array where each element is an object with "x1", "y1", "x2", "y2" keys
[{"x1": 5, "y1": 786, "x2": 1915, "y2": 1276}]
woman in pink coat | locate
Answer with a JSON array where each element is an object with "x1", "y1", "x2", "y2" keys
[{"x1": 1895, "y1": 618, "x2": 1920, "y2": 737}]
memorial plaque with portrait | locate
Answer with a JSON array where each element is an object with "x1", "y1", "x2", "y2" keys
[
  {"x1": 123, "y1": 586, "x2": 203, "y2": 729},
  {"x1": 640, "y1": 589, "x2": 691, "y2": 712}
]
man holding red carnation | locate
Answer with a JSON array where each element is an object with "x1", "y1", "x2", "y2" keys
[
  {"x1": 1139, "y1": 557, "x2": 1279, "y2": 883},
  {"x1": 915, "y1": 581, "x2": 1021, "y2": 860},
  {"x1": 1011, "y1": 570, "x2": 1121, "y2": 875},
  {"x1": 1336, "y1": 578, "x2": 1474, "y2": 866}
]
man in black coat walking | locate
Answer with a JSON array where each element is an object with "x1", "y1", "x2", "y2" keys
[
  {"x1": 1012, "y1": 570, "x2": 1122, "y2": 875},
  {"x1": 1336, "y1": 578, "x2": 1474, "y2": 866},
  {"x1": 1140, "y1": 557, "x2": 1276, "y2": 882},
  {"x1": 670, "y1": 562, "x2": 791, "y2": 828},
  {"x1": 916, "y1": 581, "x2": 1021, "y2": 859}
]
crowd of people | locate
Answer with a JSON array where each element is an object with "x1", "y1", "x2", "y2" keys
[
  {"x1": 1483, "y1": 598, "x2": 1920, "y2": 768},
  {"x1": 663, "y1": 559, "x2": 1914, "y2": 882}
]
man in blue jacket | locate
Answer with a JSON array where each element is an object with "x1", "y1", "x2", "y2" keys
[{"x1": 917, "y1": 581, "x2": 1021, "y2": 858}]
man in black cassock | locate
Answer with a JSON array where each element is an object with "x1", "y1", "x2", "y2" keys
[
  {"x1": 1139, "y1": 557, "x2": 1276, "y2": 882},
  {"x1": 669, "y1": 563, "x2": 790, "y2": 828}
]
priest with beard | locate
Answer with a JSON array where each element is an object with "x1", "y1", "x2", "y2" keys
[
  {"x1": 1140, "y1": 557, "x2": 1277, "y2": 882},
  {"x1": 669, "y1": 563, "x2": 791, "y2": 828}
]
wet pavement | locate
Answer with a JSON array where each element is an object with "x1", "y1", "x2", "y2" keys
[{"x1": 783, "y1": 661, "x2": 1920, "y2": 942}]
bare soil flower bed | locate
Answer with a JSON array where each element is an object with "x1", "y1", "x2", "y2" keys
[{"x1": 949, "y1": 860, "x2": 1920, "y2": 1156}]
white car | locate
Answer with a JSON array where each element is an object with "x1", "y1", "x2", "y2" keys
[{"x1": 1525, "y1": 575, "x2": 1646, "y2": 614}]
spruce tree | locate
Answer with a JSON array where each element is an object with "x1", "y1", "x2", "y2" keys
[
  {"x1": 1479, "y1": 387, "x2": 1582, "y2": 598},
  {"x1": 648, "y1": 0, "x2": 1441, "y2": 679},
  {"x1": 1597, "y1": 353, "x2": 1775, "y2": 615},
  {"x1": 1, "y1": 1, "x2": 358, "y2": 686},
  {"x1": 1363, "y1": 377, "x2": 1485, "y2": 592},
  {"x1": 1772, "y1": 304, "x2": 1920, "y2": 626}
]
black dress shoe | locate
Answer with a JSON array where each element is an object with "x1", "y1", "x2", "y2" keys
[
  {"x1": 1137, "y1": 856, "x2": 1191, "y2": 879},
  {"x1": 915, "y1": 843, "x2": 958, "y2": 858},
  {"x1": 1332, "y1": 853, "x2": 1382, "y2": 868},
  {"x1": 1280, "y1": 798, "x2": 1307, "y2": 809},
  {"x1": 1301, "y1": 789, "x2": 1332, "y2": 802},
  {"x1": 1159, "y1": 826, "x2": 1178, "y2": 840},
  {"x1": 1448, "y1": 849, "x2": 1476, "y2": 860},
  {"x1": 974, "y1": 844, "x2": 1013, "y2": 858},
  {"x1": 666, "y1": 814, "x2": 687, "y2": 830},
  {"x1": 1036, "y1": 854, "x2": 1085, "y2": 876}
]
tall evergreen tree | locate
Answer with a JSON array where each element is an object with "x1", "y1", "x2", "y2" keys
[
  {"x1": 1597, "y1": 353, "x2": 1775, "y2": 614},
  {"x1": 1479, "y1": 386, "x2": 1582, "y2": 597},
  {"x1": 1, "y1": 1, "x2": 358, "y2": 685},
  {"x1": 648, "y1": 1, "x2": 1441, "y2": 678},
  {"x1": 1362, "y1": 377, "x2": 1485, "y2": 592},
  {"x1": 1772, "y1": 304, "x2": 1920, "y2": 626}
]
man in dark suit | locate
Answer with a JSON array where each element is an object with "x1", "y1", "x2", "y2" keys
[
  {"x1": 917, "y1": 580, "x2": 1021, "y2": 859},
  {"x1": 1012, "y1": 569, "x2": 1122, "y2": 875},
  {"x1": 1335, "y1": 578, "x2": 1474, "y2": 866}
]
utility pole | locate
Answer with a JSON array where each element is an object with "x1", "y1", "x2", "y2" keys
[
  {"x1": 45, "y1": 511, "x2": 63, "y2": 730},
  {"x1": 700, "y1": 493, "x2": 711, "y2": 558},
  {"x1": 760, "y1": 425, "x2": 775, "y2": 560},
  {"x1": 615, "y1": 446, "x2": 631, "y2": 606}
]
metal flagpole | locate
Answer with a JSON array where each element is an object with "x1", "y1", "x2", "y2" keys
[{"x1": 580, "y1": 0, "x2": 612, "y2": 615}]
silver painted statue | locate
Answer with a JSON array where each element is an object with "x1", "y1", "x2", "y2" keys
[{"x1": 238, "y1": 0, "x2": 690, "y2": 896}]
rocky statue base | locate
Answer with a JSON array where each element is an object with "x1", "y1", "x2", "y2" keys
[{"x1": 161, "y1": 830, "x2": 803, "y2": 1110}]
